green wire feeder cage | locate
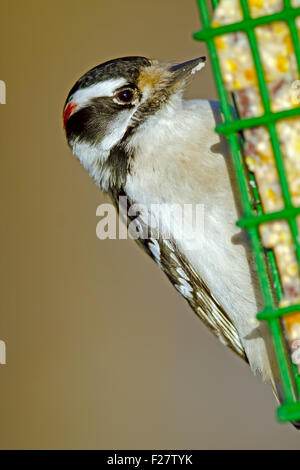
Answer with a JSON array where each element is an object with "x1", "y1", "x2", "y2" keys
[{"x1": 194, "y1": 0, "x2": 300, "y2": 423}]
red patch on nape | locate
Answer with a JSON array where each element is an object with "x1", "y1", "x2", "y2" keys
[{"x1": 63, "y1": 102, "x2": 77, "y2": 128}]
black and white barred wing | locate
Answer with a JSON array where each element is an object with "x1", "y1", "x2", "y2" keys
[
  {"x1": 113, "y1": 194, "x2": 246, "y2": 362},
  {"x1": 143, "y1": 237, "x2": 247, "y2": 361}
]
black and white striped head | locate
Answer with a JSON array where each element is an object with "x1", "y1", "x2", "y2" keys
[{"x1": 63, "y1": 56, "x2": 206, "y2": 193}]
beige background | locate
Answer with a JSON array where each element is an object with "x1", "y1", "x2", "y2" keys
[{"x1": 0, "y1": 0, "x2": 299, "y2": 449}]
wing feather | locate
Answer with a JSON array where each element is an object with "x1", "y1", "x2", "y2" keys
[
  {"x1": 113, "y1": 193, "x2": 247, "y2": 362},
  {"x1": 146, "y1": 237, "x2": 247, "y2": 361}
]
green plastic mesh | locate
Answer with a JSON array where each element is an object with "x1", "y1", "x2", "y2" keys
[{"x1": 194, "y1": 0, "x2": 300, "y2": 422}]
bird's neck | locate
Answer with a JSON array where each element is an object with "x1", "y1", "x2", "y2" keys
[{"x1": 124, "y1": 99, "x2": 233, "y2": 210}]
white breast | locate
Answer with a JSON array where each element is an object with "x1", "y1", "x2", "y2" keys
[{"x1": 125, "y1": 97, "x2": 274, "y2": 381}]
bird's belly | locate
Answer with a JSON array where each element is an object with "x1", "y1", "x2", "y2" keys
[{"x1": 156, "y1": 201, "x2": 271, "y2": 378}]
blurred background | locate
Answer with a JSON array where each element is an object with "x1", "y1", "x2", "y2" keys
[{"x1": 0, "y1": 0, "x2": 299, "y2": 450}]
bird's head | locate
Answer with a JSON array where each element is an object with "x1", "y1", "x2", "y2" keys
[{"x1": 63, "y1": 56, "x2": 206, "y2": 193}]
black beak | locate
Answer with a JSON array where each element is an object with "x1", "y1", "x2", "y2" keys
[{"x1": 168, "y1": 57, "x2": 206, "y2": 81}]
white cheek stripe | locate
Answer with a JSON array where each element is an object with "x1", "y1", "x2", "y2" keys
[{"x1": 70, "y1": 77, "x2": 128, "y2": 108}]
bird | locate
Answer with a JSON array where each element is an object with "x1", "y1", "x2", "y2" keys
[{"x1": 63, "y1": 55, "x2": 283, "y2": 403}]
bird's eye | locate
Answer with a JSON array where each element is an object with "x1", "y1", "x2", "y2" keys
[{"x1": 114, "y1": 88, "x2": 135, "y2": 105}]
